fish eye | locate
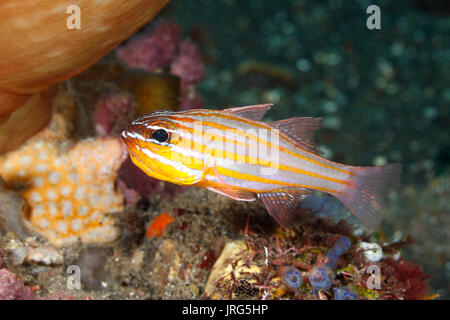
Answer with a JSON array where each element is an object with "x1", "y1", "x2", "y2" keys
[{"x1": 152, "y1": 128, "x2": 170, "y2": 143}]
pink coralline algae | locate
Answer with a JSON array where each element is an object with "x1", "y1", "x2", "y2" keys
[
  {"x1": 94, "y1": 91, "x2": 134, "y2": 136},
  {"x1": 0, "y1": 268, "x2": 35, "y2": 300},
  {"x1": 171, "y1": 40, "x2": 204, "y2": 108},
  {"x1": 116, "y1": 21, "x2": 181, "y2": 72},
  {"x1": 170, "y1": 40, "x2": 205, "y2": 93},
  {"x1": 116, "y1": 20, "x2": 205, "y2": 109},
  {"x1": 0, "y1": 268, "x2": 76, "y2": 300}
]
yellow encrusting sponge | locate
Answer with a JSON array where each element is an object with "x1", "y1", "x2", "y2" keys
[{"x1": 0, "y1": 133, "x2": 126, "y2": 246}]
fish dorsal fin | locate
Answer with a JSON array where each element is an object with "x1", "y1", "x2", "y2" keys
[
  {"x1": 223, "y1": 104, "x2": 273, "y2": 121},
  {"x1": 207, "y1": 186, "x2": 257, "y2": 201},
  {"x1": 258, "y1": 188, "x2": 311, "y2": 226},
  {"x1": 271, "y1": 117, "x2": 323, "y2": 154}
]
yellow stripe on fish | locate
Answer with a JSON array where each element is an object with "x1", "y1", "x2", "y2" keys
[{"x1": 121, "y1": 104, "x2": 402, "y2": 229}]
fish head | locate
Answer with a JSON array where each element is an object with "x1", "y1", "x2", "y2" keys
[{"x1": 121, "y1": 111, "x2": 206, "y2": 185}]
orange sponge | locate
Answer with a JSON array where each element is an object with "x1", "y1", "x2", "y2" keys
[
  {"x1": 146, "y1": 213, "x2": 175, "y2": 238},
  {"x1": 0, "y1": 131, "x2": 127, "y2": 246}
]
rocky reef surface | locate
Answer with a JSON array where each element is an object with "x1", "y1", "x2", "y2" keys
[{"x1": 0, "y1": 0, "x2": 446, "y2": 299}]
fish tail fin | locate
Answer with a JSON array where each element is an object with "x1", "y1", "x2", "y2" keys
[{"x1": 334, "y1": 163, "x2": 402, "y2": 229}]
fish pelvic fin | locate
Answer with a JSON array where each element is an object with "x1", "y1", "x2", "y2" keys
[
  {"x1": 207, "y1": 186, "x2": 257, "y2": 201},
  {"x1": 271, "y1": 117, "x2": 323, "y2": 154},
  {"x1": 258, "y1": 188, "x2": 311, "y2": 226},
  {"x1": 204, "y1": 157, "x2": 257, "y2": 201},
  {"x1": 334, "y1": 163, "x2": 402, "y2": 230},
  {"x1": 223, "y1": 104, "x2": 273, "y2": 121}
]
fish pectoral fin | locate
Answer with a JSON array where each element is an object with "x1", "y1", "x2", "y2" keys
[
  {"x1": 223, "y1": 104, "x2": 273, "y2": 121},
  {"x1": 205, "y1": 157, "x2": 257, "y2": 201},
  {"x1": 207, "y1": 186, "x2": 257, "y2": 201},
  {"x1": 271, "y1": 117, "x2": 323, "y2": 154},
  {"x1": 258, "y1": 188, "x2": 311, "y2": 226}
]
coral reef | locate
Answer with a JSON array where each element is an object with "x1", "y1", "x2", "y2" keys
[
  {"x1": 0, "y1": 180, "x2": 434, "y2": 300},
  {"x1": 200, "y1": 201, "x2": 431, "y2": 300},
  {"x1": 0, "y1": 2, "x2": 440, "y2": 300}
]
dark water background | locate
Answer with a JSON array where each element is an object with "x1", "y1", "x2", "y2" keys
[{"x1": 163, "y1": 0, "x2": 449, "y2": 298}]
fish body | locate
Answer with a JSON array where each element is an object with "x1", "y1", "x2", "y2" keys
[{"x1": 121, "y1": 104, "x2": 401, "y2": 228}]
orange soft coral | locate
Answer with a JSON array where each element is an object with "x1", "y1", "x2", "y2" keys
[{"x1": 146, "y1": 213, "x2": 175, "y2": 238}]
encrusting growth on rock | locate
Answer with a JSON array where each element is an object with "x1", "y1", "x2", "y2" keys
[{"x1": 0, "y1": 112, "x2": 127, "y2": 246}]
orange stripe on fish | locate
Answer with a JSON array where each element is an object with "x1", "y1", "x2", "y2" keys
[
  {"x1": 172, "y1": 121, "x2": 348, "y2": 185},
  {"x1": 210, "y1": 167, "x2": 339, "y2": 194},
  {"x1": 171, "y1": 115, "x2": 353, "y2": 175},
  {"x1": 121, "y1": 104, "x2": 402, "y2": 229}
]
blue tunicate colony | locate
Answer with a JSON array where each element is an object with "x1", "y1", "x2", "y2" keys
[
  {"x1": 309, "y1": 237, "x2": 356, "y2": 297},
  {"x1": 281, "y1": 266, "x2": 303, "y2": 288},
  {"x1": 308, "y1": 265, "x2": 335, "y2": 290},
  {"x1": 325, "y1": 236, "x2": 351, "y2": 268},
  {"x1": 334, "y1": 287, "x2": 358, "y2": 300}
]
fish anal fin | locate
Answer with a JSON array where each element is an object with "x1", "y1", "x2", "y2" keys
[
  {"x1": 223, "y1": 104, "x2": 273, "y2": 121},
  {"x1": 258, "y1": 188, "x2": 311, "y2": 226},
  {"x1": 207, "y1": 186, "x2": 257, "y2": 201},
  {"x1": 272, "y1": 117, "x2": 323, "y2": 154}
]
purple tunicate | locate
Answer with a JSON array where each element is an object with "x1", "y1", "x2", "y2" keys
[{"x1": 308, "y1": 266, "x2": 335, "y2": 290}]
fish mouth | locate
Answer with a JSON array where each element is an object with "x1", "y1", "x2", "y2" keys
[
  {"x1": 120, "y1": 131, "x2": 153, "y2": 172},
  {"x1": 120, "y1": 130, "x2": 133, "y2": 148},
  {"x1": 121, "y1": 131, "x2": 142, "y2": 160}
]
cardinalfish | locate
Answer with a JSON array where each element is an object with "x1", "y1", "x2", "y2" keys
[{"x1": 121, "y1": 104, "x2": 401, "y2": 229}]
